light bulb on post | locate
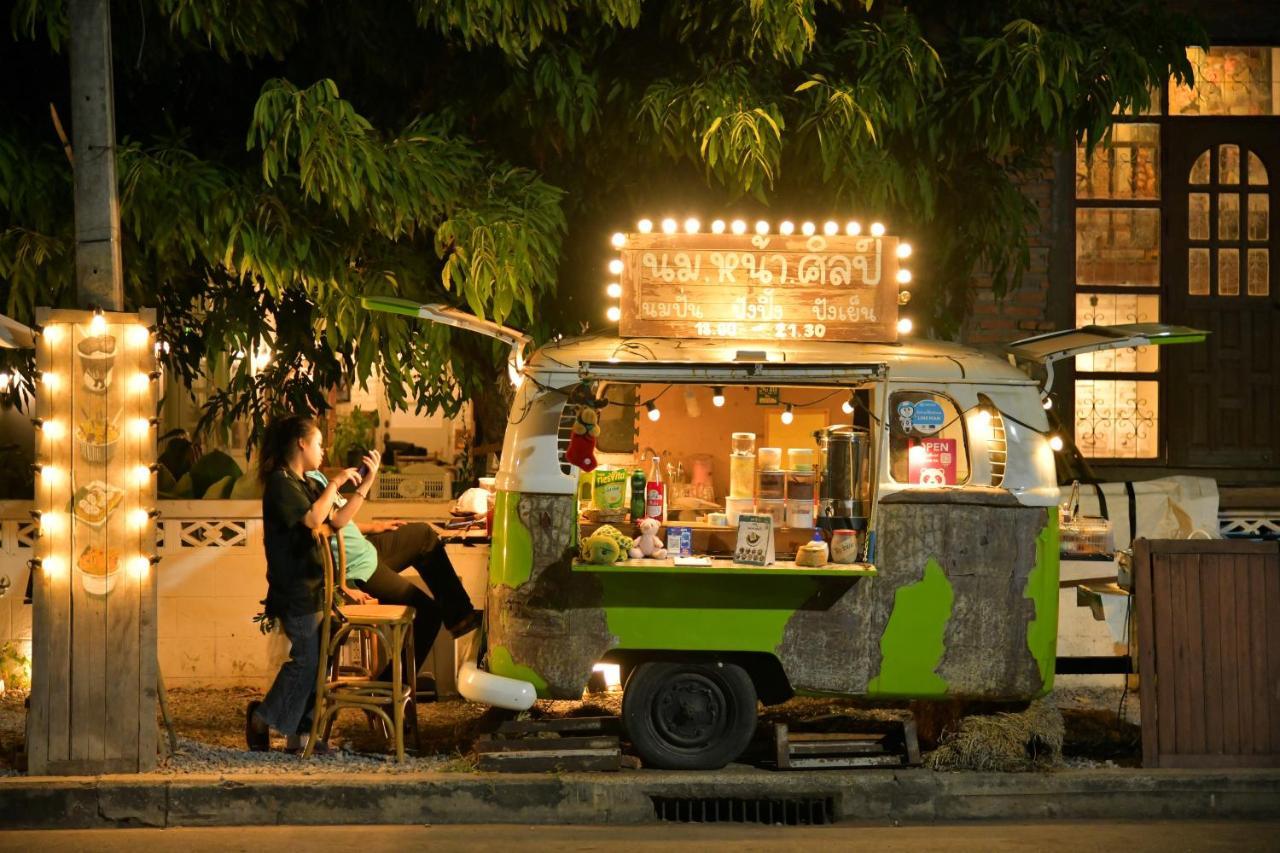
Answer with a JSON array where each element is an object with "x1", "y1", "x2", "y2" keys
[
  {"x1": 606, "y1": 306, "x2": 621, "y2": 323},
  {"x1": 606, "y1": 283, "x2": 622, "y2": 299},
  {"x1": 661, "y1": 217, "x2": 678, "y2": 234},
  {"x1": 611, "y1": 232, "x2": 626, "y2": 248},
  {"x1": 608, "y1": 259, "x2": 624, "y2": 275},
  {"x1": 637, "y1": 219, "x2": 653, "y2": 234},
  {"x1": 780, "y1": 404, "x2": 794, "y2": 425},
  {"x1": 711, "y1": 219, "x2": 726, "y2": 234},
  {"x1": 755, "y1": 220, "x2": 769, "y2": 235},
  {"x1": 801, "y1": 221, "x2": 816, "y2": 236},
  {"x1": 896, "y1": 317, "x2": 913, "y2": 335},
  {"x1": 1048, "y1": 435, "x2": 1065, "y2": 452},
  {"x1": 731, "y1": 220, "x2": 747, "y2": 235},
  {"x1": 870, "y1": 222, "x2": 886, "y2": 237},
  {"x1": 845, "y1": 221, "x2": 861, "y2": 236},
  {"x1": 897, "y1": 242, "x2": 913, "y2": 259},
  {"x1": 712, "y1": 386, "x2": 725, "y2": 408},
  {"x1": 645, "y1": 401, "x2": 661, "y2": 422},
  {"x1": 684, "y1": 218, "x2": 700, "y2": 234},
  {"x1": 896, "y1": 269, "x2": 913, "y2": 285}
]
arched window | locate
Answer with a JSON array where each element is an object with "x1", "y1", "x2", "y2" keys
[{"x1": 1187, "y1": 145, "x2": 1270, "y2": 297}]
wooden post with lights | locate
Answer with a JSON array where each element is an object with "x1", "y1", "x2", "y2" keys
[{"x1": 28, "y1": 308, "x2": 158, "y2": 774}]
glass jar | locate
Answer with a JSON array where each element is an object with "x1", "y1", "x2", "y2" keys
[
  {"x1": 729, "y1": 432, "x2": 756, "y2": 498},
  {"x1": 731, "y1": 432, "x2": 756, "y2": 456}
]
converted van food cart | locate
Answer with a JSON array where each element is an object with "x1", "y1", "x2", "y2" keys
[{"x1": 365, "y1": 220, "x2": 1202, "y2": 770}]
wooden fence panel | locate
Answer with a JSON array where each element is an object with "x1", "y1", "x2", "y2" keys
[{"x1": 1135, "y1": 538, "x2": 1280, "y2": 768}]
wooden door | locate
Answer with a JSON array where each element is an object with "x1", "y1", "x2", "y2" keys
[{"x1": 1164, "y1": 120, "x2": 1280, "y2": 468}]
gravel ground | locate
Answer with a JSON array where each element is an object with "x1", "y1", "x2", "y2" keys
[{"x1": 0, "y1": 682, "x2": 1141, "y2": 775}]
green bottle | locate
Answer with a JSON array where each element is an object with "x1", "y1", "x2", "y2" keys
[{"x1": 630, "y1": 467, "x2": 647, "y2": 522}]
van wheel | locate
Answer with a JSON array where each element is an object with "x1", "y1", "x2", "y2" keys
[{"x1": 622, "y1": 660, "x2": 757, "y2": 770}]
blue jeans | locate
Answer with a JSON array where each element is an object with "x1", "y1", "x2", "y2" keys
[{"x1": 258, "y1": 610, "x2": 323, "y2": 736}]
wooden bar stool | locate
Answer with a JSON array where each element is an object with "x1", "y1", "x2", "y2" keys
[{"x1": 305, "y1": 524, "x2": 420, "y2": 760}]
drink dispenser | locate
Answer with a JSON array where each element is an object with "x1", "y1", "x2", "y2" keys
[{"x1": 814, "y1": 425, "x2": 870, "y2": 532}]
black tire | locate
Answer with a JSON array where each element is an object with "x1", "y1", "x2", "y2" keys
[{"x1": 622, "y1": 660, "x2": 758, "y2": 770}]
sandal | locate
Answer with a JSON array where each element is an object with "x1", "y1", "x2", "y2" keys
[
  {"x1": 245, "y1": 701, "x2": 269, "y2": 752},
  {"x1": 447, "y1": 609, "x2": 483, "y2": 639},
  {"x1": 286, "y1": 740, "x2": 331, "y2": 756}
]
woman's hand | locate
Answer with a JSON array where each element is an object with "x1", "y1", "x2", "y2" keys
[
  {"x1": 344, "y1": 587, "x2": 378, "y2": 605},
  {"x1": 366, "y1": 519, "x2": 404, "y2": 535},
  {"x1": 359, "y1": 449, "x2": 381, "y2": 484},
  {"x1": 331, "y1": 467, "x2": 364, "y2": 489}
]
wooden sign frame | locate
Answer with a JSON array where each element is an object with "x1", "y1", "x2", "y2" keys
[{"x1": 618, "y1": 232, "x2": 900, "y2": 343}]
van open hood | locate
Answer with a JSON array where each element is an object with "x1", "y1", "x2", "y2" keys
[
  {"x1": 361, "y1": 296, "x2": 532, "y2": 385},
  {"x1": 1004, "y1": 323, "x2": 1208, "y2": 395},
  {"x1": 0, "y1": 312, "x2": 36, "y2": 349}
]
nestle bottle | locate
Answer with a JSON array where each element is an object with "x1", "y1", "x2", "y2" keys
[{"x1": 630, "y1": 467, "x2": 647, "y2": 522}]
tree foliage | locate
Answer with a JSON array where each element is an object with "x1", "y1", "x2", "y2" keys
[{"x1": 1, "y1": 0, "x2": 1202, "y2": 449}]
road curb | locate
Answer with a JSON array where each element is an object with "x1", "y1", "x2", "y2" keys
[{"x1": 1, "y1": 768, "x2": 1278, "y2": 828}]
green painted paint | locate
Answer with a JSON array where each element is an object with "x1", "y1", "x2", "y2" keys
[
  {"x1": 488, "y1": 490, "x2": 533, "y2": 589},
  {"x1": 601, "y1": 573, "x2": 831, "y2": 653},
  {"x1": 487, "y1": 645, "x2": 549, "y2": 693},
  {"x1": 866, "y1": 558, "x2": 954, "y2": 698},
  {"x1": 1024, "y1": 507, "x2": 1061, "y2": 696}
]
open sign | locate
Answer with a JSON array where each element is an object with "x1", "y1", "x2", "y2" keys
[{"x1": 909, "y1": 438, "x2": 957, "y2": 485}]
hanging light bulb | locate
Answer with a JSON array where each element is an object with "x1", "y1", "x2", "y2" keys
[
  {"x1": 661, "y1": 217, "x2": 678, "y2": 234},
  {"x1": 645, "y1": 401, "x2": 661, "y2": 422},
  {"x1": 845, "y1": 221, "x2": 862, "y2": 236},
  {"x1": 779, "y1": 221, "x2": 794, "y2": 236},
  {"x1": 637, "y1": 219, "x2": 653, "y2": 234},
  {"x1": 1042, "y1": 396, "x2": 1054, "y2": 411},
  {"x1": 712, "y1": 386, "x2": 725, "y2": 408},
  {"x1": 896, "y1": 269, "x2": 913, "y2": 285},
  {"x1": 897, "y1": 317, "x2": 913, "y2": 335},
  {"x1": 606, "y1": 283, "x2": 622, "y2": 299},
  {"x1": 755, "y1": 220, "x2": 770, "y2": 235},
  {"x1": 801, "y1": 221, "x2": 816, "y2": 236},
  {"x1": 611, "y1": 232, "x2": 626, "y2": 248},
  {"x1": 897, "y1": 242, "x2": 913, "y2": 259},
  {"x1": 842, "y1": 397, "x2": 855, "y2": 415},
  {"x1": 870, "y1": 222, "x2": 886, "y2": 237},
  {"x1": 606, "y1": 305, "x2": 621, "y2": 323},
  {"x1": 1048, "y1": 435, "x2": 1065, "y2": 452},
  {"x1": 780, "y1": 403, "x2": 794, "y2": 425},
  {"x1": 731, "y1": 219, "x2": 747, "y2": 235},
  {"x1": 711, "y1": 219, "x2": 726, "y2": 234},
  {"x1": 89, "y1": 309, "x2": 107, "y2": 336},
  {"x1": 684, "y1": 217, "x2": 701, "y2": 234},
  {"x1": 608, "y1": 259, "x2": 624, "y2": 275},
  {"x1": 823, "y1": 221, "x2": 838, "y2": 236}
]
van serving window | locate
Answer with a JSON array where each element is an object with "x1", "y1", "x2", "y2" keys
[{"x1": 887, "y1": 390, "x2": 970, "y2": 486}]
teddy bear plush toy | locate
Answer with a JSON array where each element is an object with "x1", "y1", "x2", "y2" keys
[
  {"x1": 565, "y1": 400, "x2": 601, "y2": 471},
  {"x1": 629, "y1": 516, "x2": 667, "y2": 559}
]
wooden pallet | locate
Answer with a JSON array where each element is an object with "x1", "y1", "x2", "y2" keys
[
  {"x1": 475, "y1": 716, "x2": 623, "y2": 772},
  {"x1": 773, "y1": 720, "x2": 921, "y2": 770}
]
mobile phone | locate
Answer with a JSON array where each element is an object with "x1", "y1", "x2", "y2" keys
[{"x1": 356, "y1": 461, "x2": 371, "y2": 479}]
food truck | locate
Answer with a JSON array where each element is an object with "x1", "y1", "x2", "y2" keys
[{"x1": 365, "y1": 219, "x2": 1203, "y2": 769}]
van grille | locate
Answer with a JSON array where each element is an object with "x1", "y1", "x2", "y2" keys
[{"x1": 650, "y1": 795, "x2": 836, "y2": 825}]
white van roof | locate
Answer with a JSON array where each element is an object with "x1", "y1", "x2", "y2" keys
[{"x1": 527, "y1": 333, "x2": 1032, "y2": 385}]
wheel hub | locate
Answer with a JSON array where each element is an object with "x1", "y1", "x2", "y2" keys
[{"x1": 652, "y1": 673, "x2": 729, "y2": 749}]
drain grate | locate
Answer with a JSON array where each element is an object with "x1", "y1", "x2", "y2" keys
[{"x1": 651, "y1": 795, "x2": 836, "y2": 825}]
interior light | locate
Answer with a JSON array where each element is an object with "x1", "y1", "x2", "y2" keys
[
  {"x1": 1042, "y1": 396, "x2": 1054, "y2": 411},
  {"x1": 780, "y1": 404, "x2": 794, "y2": 425},
  {"x1": 842, "y1": 397, "x2": 855, "y2": 415},
  {"x1": 606, "y1": 283, "x2": 622, "y2": 299},
  {"x1": 755, "y1": 220, "x2": 770, "y2": 235},
  {"x1": 845, "y1": 221, "x2": 861, "y2": 236},
  {"x1": 897, "y1": 317, "x2": 913, "y2": 335},
  {"x1": 779, "y1": 221, "x2": 794, "y2": 236},
  {"x1": 711, "y1": 219, "x2": 726, "y2": 234},
  {"x1": 606, "y1": 305, "x2": 622, "y2": 323},
  {"x1": 823, "y1": 221, "x2": 838, "y2": 236},
  {"x1": 711, "y1": 387, "x2": 725, "y2": 408},
  {"x1": 969, "y1": 409, "x2": 994, "y2": 443},
  {"x1": 870, "y1": 222, "x2": 886, "y2": 237},
  {"x1": 731, "y1": 220, "x2": 747, "y2": 235},
  {"x1": 908, "y1": 444, "x2": 927, "y2": 466},
  {"x1": 1049, "y1": 435, "x2": 1065, "y2": 452},
  {"x1": 897, "y1": 269, "x2": 913, "y2": 285},
  {"x1": 611, "y1": 232, "x2": 626, "y2": 248},
  {"x1": 608, "y1": 259, "x2": 624, "y2": 275},
  {"x1": 591, "y1": 663, "x2": 622, "y2": 690},
  {"x1": 637, "y1": 219, "x2": 653, "y2": 234},
  {"x1": 897, "y1": 242, "x2": 913, "y2": 259},
  {"x1": 801, "y1": 221, "x2": 816, "y2": 236},
  {"x1": 646, "y1": 401, "x2": 661, "y2": 422},
  {"x1": 684, "y1": 218, "x2": 700, "y2": 234},
  {"x1": 661, "y1": 217, "x2": 678, "y2": 234}
]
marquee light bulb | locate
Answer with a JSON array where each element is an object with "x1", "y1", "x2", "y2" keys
[
  {"x1": 897, "y1": 269, "x2": 913, "y2": 285},
  {"x1": 132, "y1": 465, "x2": 152, "y2": 487},
  {"x1": 780, "y1": 404, "x2": 794, "y2": 425},
  {"x1": 43, "y1": 324, "x2": 64, "y2": 344},
  {"x1": 779, "y1": 221, "x2": 794, "y2": 236},
  {"x1": 712, "y1": 386, "x2": 725, "y2": 407},
  {"x1": 755, "y1": 220, "x2": 770, "y2": 235},
  {"x1": 637, "y1": 219, "x2": 653, "y2": 234},
  {"x1": 730, "y1": 219, "x2": 747, "y2": 235},
  {"x1": 661, "y1": 217, "x2": 678, "y2": 234},
  {"x1": 606, "y1": 283, "x2": 622, "y2": 299},
  {"x1": 41, "y1": 465, "x2": 65, "y2": 486},
  {"x1": 646, "y1": 401, "x2": 661, "y2": 422},
  {"x1": 129, "y1": 555, "x2": 150, "y2": 579},
  {"x1": 897, "y1": 242, "x2": 913, "y2": 259},
  {"x1": 870, "y1": 222, "x2": 886, "y2": 237},
  {"x1": 842, "y1": 397, "x2": 855, "y2": 415},
  {"x1": 897, "y1": 317, "x2": 913, "y2": 335},
  {"x1": 611, "y1": 232, "x2": 626, "y2": 248},
  {"x1": 1049, "y1": 435, "x2": 1065, "y2": 452},
  {"x1": 41, "y1": 511, "x2": 65, "y2": 535},
  {"x1": 41, "y1": 372, "x2": 61, "y2": 391},
  {"x1": 608, "y1": 259, "x2": 624, "y2": 275},
  {"x1": 801, "y1": 221, "x2": 816, "y2": 236},
  {"x1": 42, "y1": 420, "x2": 65, "y2": 440},
  {"x1": 129, "y1": 372, "x2": 150, "y2": 394},
  {"x1": 129, "y1": 508, "x2": 150, "y2": 530},
  {"x1": 845, "y1": 221, "x2": 862, "y2": 236},
  {"x1": 127, "y1": 324, "x2": 150, "y2": 347},
  {"x1": 684, "y1": 218, "x2": 700, "y2": 234},
  {"x1": 606, "y1": 305, "x2": 621, "y2": 323},
  {"x1": 711, "y1": 219, "x2": 726, "y2": 234},
  {"x1": 130, "y1": 417, "x2": 151, "y2": 438},
  {"x1": 42, "y1": 555, "x2": 66, "y2": 578},
  {"x1": 0, "y1": 372, "x2": 10, "y2": 390},
  {"x1": 89, "y1": 312, "x2": 107, "y2": 336},
  {"x1": 823, "y1": 221, "x2": 838, "y2": 236}
]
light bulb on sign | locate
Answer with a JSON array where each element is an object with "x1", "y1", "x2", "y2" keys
[
  {"x1": 870, "y1": 222, "x2": 886, "y2": 237},
  {"x1": 42, "y1": 420, "x2": 65, "y2": 440},
  {"x1": 42, "y1": 555, "x2": 66, "y2": 579},
  {"x1": 89, "y1": 312, "x2": 107, "y2": 336},
  {"x1": 896, "y1": 269, "x2": 913, "y2": 285},
  {"x1": 129, "y1": 508, "x2": 150, "y2": 530},
  {"x1": 1048, "y1": 435, "x2": 1065, "y2": 452},
  {"x1": 132, "y1": 465, "x2": 152, "y2": 487},
  {"x1": 845, "y1": 221, "x2": 861, "y2": 236},
  {"x1": 40, "y1": 372, "x2": 60, "y2": 391},
  {"x1": 645, "y1": 401, "x2": 661, "y2": 422},
  {"x1": 711, "y1": 386, "x2": 725, "y2": 407},
  {"x1": 127, "y1": 325, "x2": 149, "y2": 348},
  {"x1": 684, "y1": 218, "x2": 700, "y2": 234},
  {"x1": 779, "y1": 221, "x2": 794, "y2": 236},
  {"x1": 801, "y1": 221, "x2": 816, "y2": 236},
  {"x1": 130, "y1": 417, "x2": 151, "y2": 439},
  {"x1": 661, "y1": 217, "x2": 678, "y2": 234},
  {"x1": 606, "y1": 306, "x2": 621, "y2": 323},
  {"x1": 129, "y1": 556, "x2": 150, "y2": 579},
  {"x1": 40, "y1": 512, "x2": 65, "y2": 535},
  {"x1": 608, "y1": 259, "x2": 624, "y2": 275},
  {"x1": 730, "y1": 220, "x2": 747, "y2": 235},
  {"x1": 842, "y1": 397, "x2": 855, "y2": 415},
  {"x1": 780, "y1": 404, "x2": 794, "y2": 425},
  {"x1": 755, "y1": 220, "x2": 770, "y2": 235},
  {"x1": 611, "y1": 232, "x2": 626, "y2": 248},
  {"x1": 606, "y1": 283, "x2": 622, "y2": 299},
  {"x1": 897, "y1": 317, "x2": 913, "y2": 335},
  {"x1": 823, "y1": 221, "x2": 838, "y2": 236},
  {"x1": 129, "y1": 372, "x2": 150, "y2": 395},
  {"x1": 711, "y1": 219, "x2": 726, "y2": 234},
  {"x1": 897, "y1": 242, "x2": 913, "y2": 259},
  {"x1": 637, "y1": 219, "x2": 653, "y2": 234},
  {"x1": 43, "y1": 325, "x2": 64, "y2": 344},
  {"x1": 41, "y1": 465, "x2": 64, "y2": 487}
]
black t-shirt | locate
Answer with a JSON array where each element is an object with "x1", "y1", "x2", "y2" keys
[{"x1": 262, "y1": 468, "x2": 330, "y2": 616}]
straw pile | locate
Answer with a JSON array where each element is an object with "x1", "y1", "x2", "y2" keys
[{"x1": 924, "y1": 699, "x2": 1064, "y2": 772}]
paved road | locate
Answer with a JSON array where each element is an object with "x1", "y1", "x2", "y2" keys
[{"x1": 2, "y1": 822, "x2": 1277, "y2": 852}]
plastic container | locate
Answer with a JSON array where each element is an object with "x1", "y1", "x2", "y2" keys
[
  {"x1": 785, "y1": 470, "x2": 815, "y2": 502},
  {"x1": 730, "y1": 432, "x2": 756, "y2": 456},
  {"x1": 786, "y1": 448, "x2": 814, "y2": 471},
  {"x1": 758, "y1": 499, "x2": 786, "y2": 525},
  {"x1": 1060, "y1": 516, "x2": 1115, "y2": 558},
  {"x1": 831, "y1": 529, "x2": 860, "y2": 563},
  {"x1": 725, "y1": 497, "x2": 755, "y2": 525},
  {"x1": 786, "y1": 500, "x2": 814, "y2": 528},
  {"x1": 757, "y1": 469, "x2": 785, "y2": 500},
  {"x1": 758, "y1": 447, "x2": 783, "y2": 471}
]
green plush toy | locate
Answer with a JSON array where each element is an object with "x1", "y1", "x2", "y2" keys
[{"x1": 579, "y1": 524, "x2": 633, "y2": 565}]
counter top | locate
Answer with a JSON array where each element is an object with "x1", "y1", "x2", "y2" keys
[{"x1": 572, "y1": 558, "x2": 875, "y2": 578}]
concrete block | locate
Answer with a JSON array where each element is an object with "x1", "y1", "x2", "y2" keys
[
  {"x1": 95, "y1": 777, "x2": 167, "y2": 827},
  {"x1": 0, "y1": 779, "x2": 102, "y2": 828},
  {"x1": 158, "y1": 636, "x2": 214, "y2": 679},
  {"x1": 214, "y1": 634, "x2": 275, "y2": 679}
]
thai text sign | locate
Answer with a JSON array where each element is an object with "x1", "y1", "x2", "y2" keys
[{"x1": 618, "y1": 232, "x2": 900, "y2": 342}]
